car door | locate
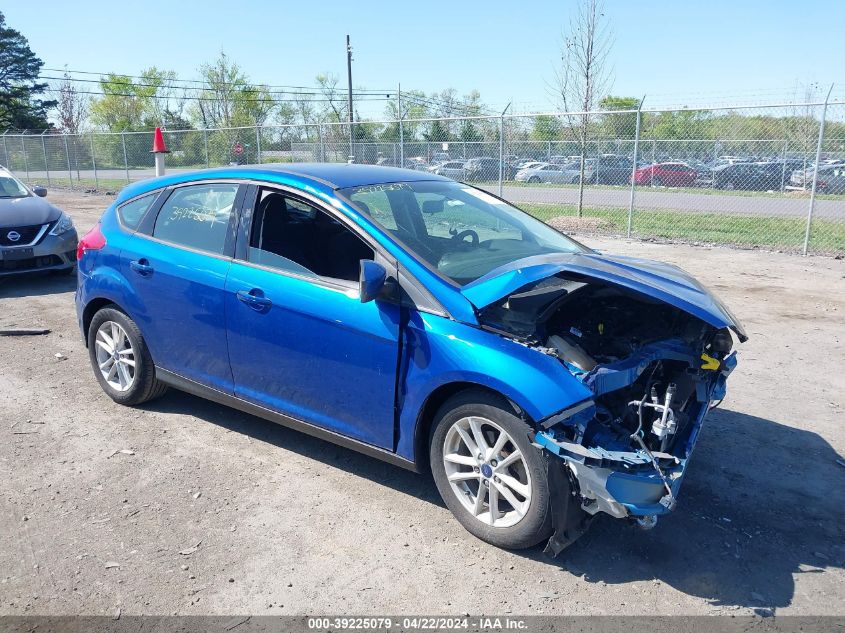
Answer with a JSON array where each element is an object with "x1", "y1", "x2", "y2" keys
[
  {"x1": 119, "y1": 181, "x2": 243, "y2": 392},
  {"x1": 224, "y1": 185, "x2": 401, "y2": 449},
  {"x1": 542, "y1": 165, "x2": 564, "y2": 184}
]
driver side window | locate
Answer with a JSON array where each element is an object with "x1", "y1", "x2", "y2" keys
[{"x1": 248, "y1": 188, "x2": 374, "y2": 283}]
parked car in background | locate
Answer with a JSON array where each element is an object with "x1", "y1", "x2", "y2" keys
[
  {"x1": 430, "y1": 160, "x2": 467, "y2": 179},
  {"x1": 75, "y1": 163, "x2": 743, "y2": 552},
  {"x1": 516, "y1": 161, "x2": 545, "y2": 171},
  {"x1": 817, "y1": 164, "x2": 845, "y2": 194},
  {"x1": 430, "y1": 152, "x2": 451, "y2": 164},
  {"x1": 632, "y1": 162, "x2": 698, "y2": 187},
  {"x1": 515, "y1": 160, "x2": 596, "y2": 184},
  {"x1": 790, "y1": 162, "x2": 845, "y2": 192},
  {"x1": 711, "y1": 161, "x2": 794, "y2": 191},
  {"x1": 549, "y1": 155, "x2": 583, "y2": 166},
  {"x1": 798, "y1": 163, "x2": 845, "y2": 194},
  {"x1": 463, "y1": 157, "x2": 516, "y2": 181},
  {"x1": 594, "y1": 155, "x2": 633, "y2": 185},
  {"x1": 404, "y1": 157, "x2": 431, "y2": 172},
  {"x1": 0, "y1": 167, "x2": 78, "y2": 277}
]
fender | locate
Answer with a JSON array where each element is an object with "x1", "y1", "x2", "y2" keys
[{"x1": 395, "y1": 310, "x2": 592, "y2": 462}]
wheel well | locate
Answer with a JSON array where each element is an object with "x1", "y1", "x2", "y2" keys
[
  {"x1": 81, "y1": 298, "x2": 118, "y2": 345},
  {"x1": 413, "y1": 382, "x2": 522, "y2": 472}
]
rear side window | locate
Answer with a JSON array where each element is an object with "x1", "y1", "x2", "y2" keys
[
  {"x1": 118, "y1": 192, "x2": 159, "y2": 230},
  {"x1": 153, "y1": 183, "x2": 239, "y2": 255}
]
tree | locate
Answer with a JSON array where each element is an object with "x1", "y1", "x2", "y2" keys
[
  {"x1": 192, "y1": 53, "x2": 275, "y2": 129},
  {"x1": 315, "y1": 73, "x2": 347, "y2": 123},
  {"x1": 599, "y1": 95, "x2": 639, "y2": 139},
  {"x1": 90, "y1": 68, "x2": 180, "y2": 131},
  {"x1": 380, "y1": 88, "x2": 428, "y2": 142},
  {"x1": 0, "y1": 11, "x2": 55, "y2": 130},
  {"x1": 553, "y1": 0, "x2": 613, "y2": 216},
  {"x1": 52, "y1": 71, "x2": 89, "y2": 134},
  {"x1": 531, "y1": 115, "x2": 562, "y2": 141}
]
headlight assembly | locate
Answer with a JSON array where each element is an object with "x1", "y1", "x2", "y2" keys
[{"x1": 49, "y1": 213, "x2": 75, "y2": 236}]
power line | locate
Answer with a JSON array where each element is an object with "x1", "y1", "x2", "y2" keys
[
  {"x1": 43, "y1": 67, "x2": 395, "y2": 95},
  {"x1": 41, "y1": 74, "x2": 393, "y2": 101},
  {"x1": 58, "y1": 88, "x2": 393, "y2": 104}
]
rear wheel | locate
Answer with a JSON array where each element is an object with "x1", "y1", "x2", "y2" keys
[
  {"x1": 87, "y1": 307, "x2": 167, "y2": 406},
  {"x1": 429, "y1": 390, "x2": 553, "y2": 549},
  {"x1": 652, "y1": 176, "x2": 663, "y2": 187}
]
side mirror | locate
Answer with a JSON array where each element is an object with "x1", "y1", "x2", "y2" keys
[
  {"x1": 422, "y1": 199, "x2": 444, "y2": 214},
  {"x1": 33, "y1": 186, "x2": 47, "y2": 197},
  {"x1": 359, "y1": 259, "x2": 387, "y2": 303}
]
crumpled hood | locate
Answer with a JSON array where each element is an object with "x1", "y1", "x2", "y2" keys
[
  {"x1": 0, "y1": 195, "x2": 62, "y2": 227},
  {"x1": 461, "y1": 252, "x2": 748, "y2": 341}
]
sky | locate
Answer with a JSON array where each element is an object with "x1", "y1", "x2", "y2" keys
[{"x1": 3, "y1": 0, "x2": 843, "y2": 118}]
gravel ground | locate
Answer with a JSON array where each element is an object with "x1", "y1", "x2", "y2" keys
[{"x1": 1, "y1": 189, "x2": 843, "y2": 617}]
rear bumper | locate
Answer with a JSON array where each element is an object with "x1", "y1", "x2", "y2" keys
[{"x1": 0, "y1": 230, "x2": 78, "y2": 276}]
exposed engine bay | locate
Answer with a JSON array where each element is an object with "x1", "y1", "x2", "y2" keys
[{"x1": 478, "y1": 273, "x2": 738, "y2": 533}]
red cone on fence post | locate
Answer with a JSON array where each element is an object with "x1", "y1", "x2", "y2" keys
[{"x1": 150, "y1": 127, "x2": 170, "y2": 177}]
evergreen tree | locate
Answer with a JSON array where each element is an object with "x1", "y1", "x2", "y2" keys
[{"x1": 0, "y1": 11, "x2": 55, "y2": 130}]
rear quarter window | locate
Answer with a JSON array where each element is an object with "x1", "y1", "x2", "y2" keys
[{"x1": 117, "y1": 192, "x2": 160, "y2": 230}]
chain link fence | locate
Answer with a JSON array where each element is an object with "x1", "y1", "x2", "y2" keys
[{"x1": 2, "y1": 100, "x2": 844, "y2": 255}]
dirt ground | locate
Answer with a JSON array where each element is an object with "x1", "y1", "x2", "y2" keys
[{"x1": 1, "y1": 189, "x2": 843, "y2": 617}]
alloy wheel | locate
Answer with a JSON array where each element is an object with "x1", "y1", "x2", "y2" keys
[
  {"x1": 442, "y1": 416, "x2": 533, "y2": 528},
  {"x1": 94, "y1": 320, "x2": 136, "y2": 392}
]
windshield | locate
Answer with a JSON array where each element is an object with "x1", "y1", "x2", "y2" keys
[
  {"x1": 340, "y1": 180, "x2": 589, "y2": 285},
  {"x1": 0, "y1": 173, "x2": 30, "y2": 198}
]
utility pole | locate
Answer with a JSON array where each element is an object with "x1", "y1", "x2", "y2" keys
[{"x1": 346, "y1": 34, "x2": 354, "y2": 162}]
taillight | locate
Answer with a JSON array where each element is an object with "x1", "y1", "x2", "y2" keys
[{"x1": 76, "y1": 223, "x2": 106, "y2": 260}]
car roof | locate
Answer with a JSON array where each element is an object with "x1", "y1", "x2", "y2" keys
[{"x1": 122, "y1": 163, "x2": 450, "y2": 200}]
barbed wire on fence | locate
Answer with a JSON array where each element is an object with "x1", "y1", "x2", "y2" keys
[{"x1": 2, "y1": 100, "x2": 843, "y2": 255}]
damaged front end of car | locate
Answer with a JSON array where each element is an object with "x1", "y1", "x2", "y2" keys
[{"x1": 466, "y1": 254, "x2": 746, "y2": 554}]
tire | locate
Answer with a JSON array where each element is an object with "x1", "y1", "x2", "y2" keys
[
  {"x1": 652, "y1": 176, "x2": 663, "y2": 187},
  {"x1": 528, "y1": 176, "x2": 540, "y2": 184},
  {"x1": 429, "y1": 390, "x2": 553, "y2": 549},
  {"x1": 87, "y1": 306, "x2": 168, "y2": 406}
]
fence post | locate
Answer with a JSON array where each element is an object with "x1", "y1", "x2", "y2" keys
[
  {"x1": 627, "y1": 98, "x2": 645, "y2": 238},
  {"x1": 41, "y1": 131, "x2": 51, "y2": 186},
  {"x1": 255, "y1": 126, "x2": 262, "y2": 164},
  {"x1": 63, "y1": 135, "x2": 73, "y2": 188},
  {"x1": 90, "y1": 132, "x2": 98, "y2": 189},
  {"x1": 318, "y1": 124, "x2": 325, "y2": 162},
  {"x1": 21, "y1": 136, "x2": 29, "y2": 179},
  {"x1": 498, "y1": 103, "x2": 511, "y2": 198},
  {"x1": 1, "y1": 133, "x2": 8, "y2": 168},
  {"x1": 498, "y1": 117, "x2": 505, "y2": 196},
  {"x1": 121, "y1": 133, "x2": 130, "y2": 183},
  {"x1": 397, "y1": 84, "x2": 404, "y2": 167},
  {"x1": 779, "y1": 139, "x2": 789, "y2": 192},
  {"x1": 202, "y1": 129, "x2": 209, "y2": 168},
  {"x1": 803, "y1": 83, "x2": 834, "y2": 256}
]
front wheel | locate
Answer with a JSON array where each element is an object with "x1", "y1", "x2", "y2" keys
[
  {"x1": 429, "y1": 390, "x2": 553, "y2": 549},
  {"x1": 87, "y1": 306, "x2": 168, "y2": 406}
]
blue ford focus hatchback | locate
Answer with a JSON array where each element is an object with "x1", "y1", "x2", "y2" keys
[{"x1": 76, "y1": 164, "x2": 743, "y2": 552}]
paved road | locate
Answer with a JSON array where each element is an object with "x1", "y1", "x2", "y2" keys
[{"x1": 16, "y1": 167, "x2": 845, "y2": 219}]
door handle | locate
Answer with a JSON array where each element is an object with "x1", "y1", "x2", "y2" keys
[
  {"x1": 236, "y1": 289, "x2": 272, "y2": 312},
  {"x1": 129, "y1": 259, "x2": 153, "y2": 276}
]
